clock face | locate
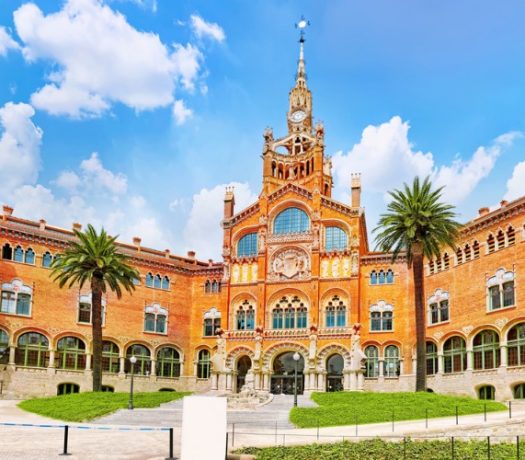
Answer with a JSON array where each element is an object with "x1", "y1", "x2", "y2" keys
[{"x1": 290, "y1": 110, "x2": 306, "y2": 123}]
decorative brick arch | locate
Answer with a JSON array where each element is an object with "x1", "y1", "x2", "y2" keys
[
  {"x1": 226, "y1": 346, "x2": 255, "y2": 369},
  {"x1": 262, "y1": 342, "x2": 309, "y2": 371},
  {"x1": 316, "y1": 344, "x2": 351, "y2": 370}
]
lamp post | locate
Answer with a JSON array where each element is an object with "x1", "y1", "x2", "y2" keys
[
  {"x1": 128, "y1": 355, "x2": 137, "y2": 410},
  {"x1": 293, "y1": 352, "x2": 300, "y2": 407}
]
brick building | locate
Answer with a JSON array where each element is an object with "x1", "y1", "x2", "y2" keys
[{"x1": 0, "y1": 35, "x2": 523, "y2": 401}]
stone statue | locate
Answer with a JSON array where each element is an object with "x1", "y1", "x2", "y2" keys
[
  {"x1": 242, "y1": 369, "x2": 255, "y2": 391},
  {"x1": 211, "y1": 336, "x2": 227, "y2": 373},
  {"x1": 350, "y1": 329, "x2": 367, "y2": 371}
]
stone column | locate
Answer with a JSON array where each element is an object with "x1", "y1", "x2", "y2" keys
[
  {"x1": 317, "y1": 372, "x2": 324, "y2": 391},
  {"x1": 85, "y1": 353, "x2": 92, "y2": 371},
  {"x1": 211, "y1": 372, "x2": 218, "y2": 390},
  {"x1": 309, "y1": 370, "x2": 317, "y2": 390},
  {"x1": 346, "y1": 371, "x2": 354, "y2": 391},
  {"x1": 437, "y1": 354, "x2": 444, "y2": 374},
  {"x1": 48, "y1": 350, "x2": 55, "y2": 368},
  {"x1": 378, "y1": 359, "x2": 384, "y2": 377},
  {"x1": 357, "y1": 371, "x2": 364, "y2": 390},
  {"x1": 226, "y1": 372, "x2": 233, "y2": 391},
  {"x1": 8, "y1": 346, "x2": 16, "y2": 366},
  {"x1": 119, "y1": 356, "x2": 125, "y2": 375},
  {"x1": 150, "y1": 359, "x2": 156, "y2": 377},
  {"x1": 500, "y1": 345, "x2": 508, "y2": 367},
  {"x1": 466, "y1": 350, "x2": 473, "y2": 371},
  {"x1": 399, "y1": 359, "x2": 404, "y2": 376},
  {"x1": 262, "y1": 372, "x2": 270, "y2": 391},
  {"x1": 254, "y1": 371, "x2": 261, "y2": 390}
]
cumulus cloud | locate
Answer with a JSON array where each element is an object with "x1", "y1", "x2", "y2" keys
[
  {"x1": 13, "y1": 0, "x2": 204, "y2": 117},
  {"x1": 332, "y1": 116, "x2": 518, "y2": 205},
  {"x1": 183, "y1": 182, "x2": 257, "y2": 259},
  {"x1": 172, "y1": 99, "x2": 193, "y2": 125},
  {"x1": 0, "y1": 26, "x2": 19, "y2": 56},
  {"x1": 504, "y1": 160, "x2": 525, "y2": 202},
  {"x1": 0, "y1": 102, "x2": 42, "y2": 194},
  {"x1": 80, "y1": 152, "x2": 128, "y2": 195},
  {"x1": 190, "y1": 14, "x2": 225, "y2": 42}
]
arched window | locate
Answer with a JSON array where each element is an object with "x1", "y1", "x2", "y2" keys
[
  {"x1": 426, "y1": 342, "x2": 438, "y2": 375},
  {"x1": 16, "y1": 332, "x2": 49, "y2": 368},
  {"x1": 473, "y1": 240, "x2": 480, "y2": 258},
  {"x1": 370, "y1": 271, "x2": 378, "y2": 285},
  {"x1": 487, "y1": 234, "x2": 495, "y2": 253},
  {"x1": 443, "y1": 253, "x2": 450, "y2": 270},
  {"x1": 325, "y1": 295, "x2": 346, "y2": 327},
  {"x1": 443, "y1": 336, "x2": 466, "y2": 373},
  {"x1": 487, "y1": 269, "x2": 515, "y2": 311},
  {"x1": 126, "y1": 344, "x2": 151, "y2": 375},
  {"x1": 378, "y1": 270, "x2": 386, "y2": 284},
  {"x1": 102, "y1": 341, "x2": 120, "y2": 373},
  {"x1": 272, "y1": 296, "x2": 307, "y2": 330},
  {"x1": 514, "y1": 384, "x2": 525, "y2": 399},
  {"x1": 204, "y1": 280, "x2": 210, "y2": 293},
  {"x1": 42, "y1": 251, "x2": 53, "y2": 268},
  {"x1": 325, "y1": 227, "x2": 347, "y2": 251},
  {"x1": 428, "y1": 290, "x2": 449, "y2": 325},
  {"x1": 57, "y1": 383, "x2": 80, "y2": 396},
  {"x1": 56, "y1": 337, "x2": 86, "y2": 370},
  {"x1": 326, "y1": 354, "x2": 344, "y2": 392},
  {"x1": 370, "y1": 302, "x2": 393, "y2": 331},
  {"x1": 237, "y1": 233, "x2": 258, "y2": 257},
  {"x1": 386, "y1": 269, "x2": 394, "y2": 284},
  {"x1": 154, "y1": 274, "x2": 162, "y2": 289},
  {"x1": 144, "y1": 304, "x2": 168, "y2": 334},
  {"x1": 429, "y1": 260, "x2": 435, "y2": 275},
  {"x1": 197, "y1": 349, "x2": 211, "y2": 379},
  {"x1": 24, "y1": 248, "x2": 35, "y2": 264},
  {"x1": 464, "y1": 244, "x2": 471, "y2": 262},
  {"x1": 479, "y1": 385, "x2": 495, "y2": 400},
  {"x1": 456, "y1": 247, "x2": 463, "y2": 265},
  {"x1": 364, "y1": 345, "x2": 379, "y2": 378},
  {"x1": 2, "y1": 243, "x2": 12, "y2": 260},
  {"x1": 435, "y1": 258, "x2": 442, "y2": 272},
  {"x1": 236, "y1": 301, "x2": 255, "y2": 331},
  {"x1": 496, "y1": 230, "x2": 505, "y2": 249},
  {"x1": 1, "y1": 280, "x2": 32, "y2": 316},
  {"x1": 507, "y1": 323, "x2": 525, "y2": 367},
  {"x1": 13, "y1": 246, "x2": 24, "y2": 263},
  {"x1": 507, "y1": 226, "x2": 516, "y2": 246},
  {"x1": 273, "y1": 207, "x2": 310, "y2": 234},
  {"x1": 384, "y1": 345, "x2": 400, "y2": 378},
  {"x1": 0, "y1": 329, "x2": 9, "y2": 365},
  {"x1": 203, "y1": 308, "x2": 221, "y2": 336},
  {"x1": 161, "y1": 276, "x2": 170, "y2": 290},
  {"x1": 157, "y1": 347, "x2": 181, "y2": 378},
  {"x1": 146, "y1": 273, "x2": 154, "y2": 287},
  {"x1": 473, "y1": 330, "x2": 500, "y2": 370}
]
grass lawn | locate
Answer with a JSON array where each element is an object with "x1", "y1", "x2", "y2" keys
[
  {"x1": 18, "y1": 391, "x2": 190, "y2": 422},
  {"x1": 238, "y1": 439, "x2": 524, "y2": 460},
  {"x1": 290, "y1": 392, "x2": 507, "y2": 428}
]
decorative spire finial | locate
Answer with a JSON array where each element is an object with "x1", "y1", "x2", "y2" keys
[{"x1": 294, "y1": 16, "x2": 310, "y2": 82}]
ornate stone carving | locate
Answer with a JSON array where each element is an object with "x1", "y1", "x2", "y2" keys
[
  {"x1": 258, "y1": 215, "x2": 268, "y2": 225},
  {"x1": 351, "y1": 251, "x2": 359, "y2": 275},
  {"x1": 342, "y1": 257, "x2": 351, "y2": 277},
  {"x1": 495, "y1": 317, "x2": 509, "y2": 330},
  {"x1": 258, "y1": 229, "x2": 266, "y2": 252},
  {"x1": 462, "y1": 325, "x2": 473, "y2": 336},
  {"x1": 268, "y1": 247, "x2": 310, "y2": 281}
]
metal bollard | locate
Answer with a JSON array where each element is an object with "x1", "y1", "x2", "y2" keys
[
  {"x1": 517, "y1": 435, "x2": 520, "y2": 460},
  {"x1": 225, "y1": 433, "x2": 229, "y2": 460},
  {"x1": 487, "y1": 436, "x2": 491, "y2": 460},
  {"x1": 455, "y1": 406, "x2": 459, "y2": 425},
  {"x1": 274, "y1": 421, "x2": 278, "y2": 445},
  {"x1": 232, "y1": 423, "x2": 235, "y2": 448},
  {"x1": 165, "y1": 428, "x2": 175, "y2": 460},
  {"x1": 425, "y1": 408, "x2": 428, "y2": 429},
  {"x1": 59, "y1": 425, "x2": 71, "y2": 456},
  {"x1": 509, "y1": 401, "x2": 513, "y2": 419},
  {"x1": 317, "y1": 418, "x2": 319, "y2": 440},
  {"x1": 484, "y1": 403, "x2": 487, "y2": 422},
  {"x1": 403, "y1": 436, "x2": 407, "y2": 460},
  {"x1": 355, "y1": 414, "x2": 358, "y2": 436},
  {"x1": 451, "y1": 436, "x2": 455, "y2": 460},
  {"x1": 391, "y1": 410, "x2": 395, "y2": 432}
]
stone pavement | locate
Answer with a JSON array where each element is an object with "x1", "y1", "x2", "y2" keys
[{"x1": 2, "y1": 397, "x2": 525, "y2": 459}]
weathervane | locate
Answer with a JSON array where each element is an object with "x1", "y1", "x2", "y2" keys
[{"x1": 295, "y1": 15, "x2": 310, "y2": 42}]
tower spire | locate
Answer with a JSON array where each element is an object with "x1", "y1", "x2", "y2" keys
[{"x1": 295, "y1": 16, "x2": 309, "y2": 85}]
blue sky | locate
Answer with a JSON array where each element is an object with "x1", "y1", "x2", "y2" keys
[{"x1": 0, "y1": 0, "x2": 524, "y2": 259}]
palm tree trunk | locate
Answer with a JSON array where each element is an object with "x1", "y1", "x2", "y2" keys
[
  {"x1": 91, "y1": 275, "x2": 103, "y2": 392},
  {"x1": 413, "y1": 242, "x2": 427, "y2": 392}
]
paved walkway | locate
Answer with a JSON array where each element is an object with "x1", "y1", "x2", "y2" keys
[{"x1": 1, "y1": 397, "x2": 525, "y2": 458}]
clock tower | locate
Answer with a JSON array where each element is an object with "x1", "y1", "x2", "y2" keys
[{"x1": 261, "y1": 20, "x2": 333, "y2": 197}]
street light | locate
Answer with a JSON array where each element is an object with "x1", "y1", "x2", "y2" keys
[
  {"x1": 293, "y1": 352, "x2": 300, "y2": 407},
  {"x1": 128, "y1": 355, "x2": 137, "y2": 410}
]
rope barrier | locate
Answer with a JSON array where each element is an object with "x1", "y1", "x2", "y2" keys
[{"x1": 0, "y1": 421, "x2": 170, "y2": 431}]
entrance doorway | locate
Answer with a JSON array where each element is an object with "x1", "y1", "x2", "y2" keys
[
  {"x1": 270, "y1": 352, "x2": 304, "y2": 395},
  {"x1": 236, "y1": 355, "x2": 252, "y2": 392},
  {"x1": 326, "y1": 354, "x2": 344, "y2": 392}
]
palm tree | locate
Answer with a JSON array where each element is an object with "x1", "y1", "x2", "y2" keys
[
  {"x1": 374, "y1": 177, "x2": 460, "y2": 391},
  {"x1": 51, "y1": 224, "x2": 139, "y2": 391}
]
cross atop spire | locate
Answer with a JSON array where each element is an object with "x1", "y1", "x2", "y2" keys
[{"x1": 295, "y1": 16, "x2": 310, "y2": 84}]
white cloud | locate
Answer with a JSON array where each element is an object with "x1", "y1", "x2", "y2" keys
[
  {"x1": 55, "y1": 170, "x2": 81, "y2": 191},
  {"x1": 172, "y1": 99, "x2": 193, "y2": 125},
  {"x1": 504, "y1": 160, "x2": 525, "y2": 202},
  {"x1": 13, "y1": 0, "x2": 203, "y2": 117},
  {"x1": 183, "y1": 182, "x2": 257, "y2": 259},
  {"x1": 332, "y1": 116, "x2": 518, "y2": 205},
  {"x1": 0, "y1": 26, "x2": 19, "y2": 56},
  {"x1": 80, "y1": 152, "x2": 127, "y2": 194},
  {"x1": 0, "y1": 102, "x2": 42, "y2": 194},
  {"x1": 190, "y1": 14, "x2": 225, "y2": 43}
]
